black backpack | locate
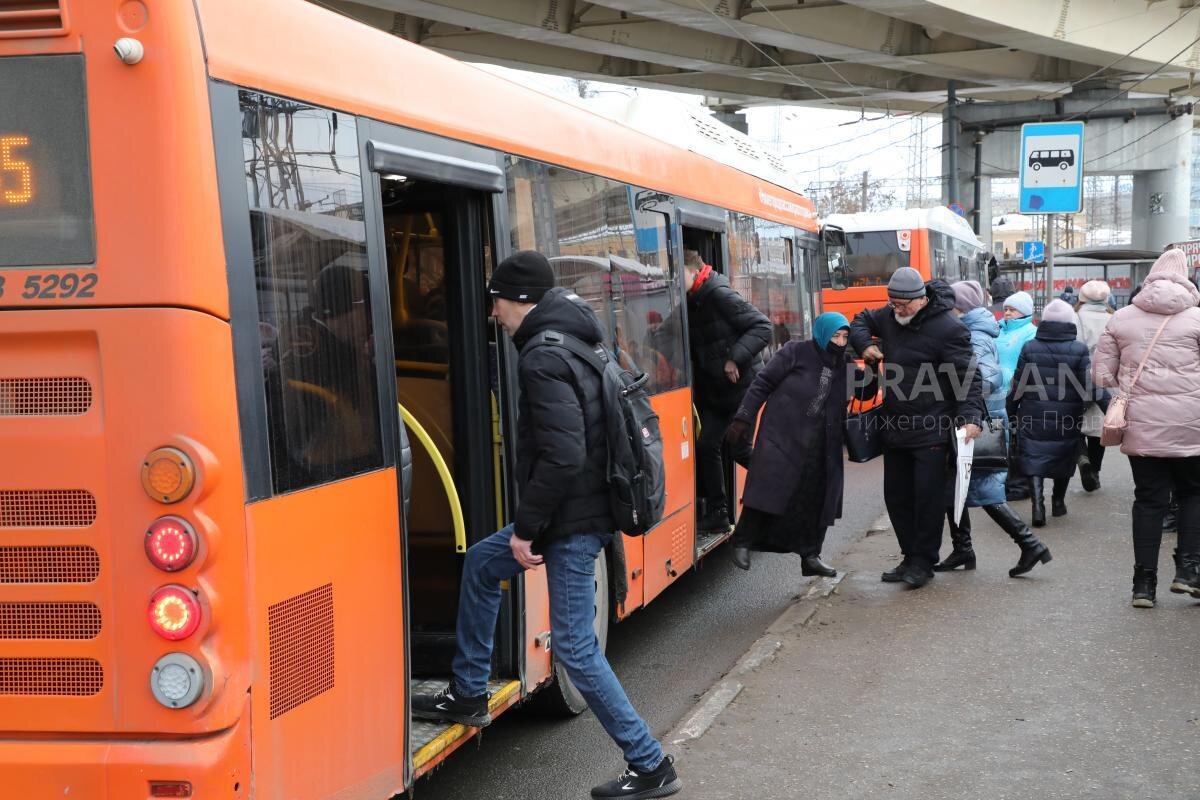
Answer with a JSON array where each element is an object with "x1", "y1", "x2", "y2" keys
[{"x1": 522, "y1": 330, "x2": 666, "y2": 536}]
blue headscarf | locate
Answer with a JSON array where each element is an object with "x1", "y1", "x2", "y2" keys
[{"x1": 813, "y1": 311, "x2": 850, "y2": 350}]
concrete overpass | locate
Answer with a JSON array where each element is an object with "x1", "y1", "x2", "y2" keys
[{"x1": 319, "y1": 0, "x2": 1200, "y2": 113}]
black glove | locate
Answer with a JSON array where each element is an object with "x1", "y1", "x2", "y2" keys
[{"x1": 725, "y1": 418, "x2": 751, "y2": 447}]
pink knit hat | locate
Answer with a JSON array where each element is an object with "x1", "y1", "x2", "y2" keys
[
  {"x1": 1151, "y1": 248, "x2": 1189, "y2": 279},
  {"x1": 1041, "y1": 299, "x2": 1076, "y2": 324}
]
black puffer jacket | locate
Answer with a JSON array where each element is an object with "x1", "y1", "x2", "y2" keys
[
  {"x1": 687, "y1": 272, "x2": 772, "y2": 410},
  {"x1": 511, "y1": 288, "x2": 615, "y2": 543},
  {"x1": 848, "y1": 279, "x2": 986, "y2": 448},
  {"x1": 1007, "y1": 320, "x2": 1091, "y2": 479}
]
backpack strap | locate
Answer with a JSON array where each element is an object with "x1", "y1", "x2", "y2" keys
[{"x1": 522, "y1": 330, "x2": 610, "y2": 375}]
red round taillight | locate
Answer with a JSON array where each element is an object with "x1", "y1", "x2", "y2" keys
[
  {"x1": 145, "y1": 516, "x2": 198, "y2": 572},
  {"x1": 147, "y1": 585, "x2": 202, "y2": 641}
]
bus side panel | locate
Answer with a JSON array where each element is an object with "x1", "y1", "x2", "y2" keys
[
  {"x1": 642, "y1": 388, "x2": 694, "y2": 604},
  {"x1": 615, "y1": 534, "x2": 644, "y2": 621},
  {"x1": 0, "y1": 697, "x2": 251, "y2": 799},
  {"x1": 523, "y1": 567, "x2": 553, "y2": 691},
  {"x1": 244, "y1": 471, "x2": 405, "y2": 800}
]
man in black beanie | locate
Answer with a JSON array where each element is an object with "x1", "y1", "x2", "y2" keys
[{"x1": 414, "y1": 250, "x2": 681, "y2": 800}]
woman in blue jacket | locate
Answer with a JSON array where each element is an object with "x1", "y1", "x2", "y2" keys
[
  {"x1": 996, "y1": 290, "x2": 1038, "y2": 501},
  {"x1": 935, "y1": 282, "x2": 1052, "y2": 577}
]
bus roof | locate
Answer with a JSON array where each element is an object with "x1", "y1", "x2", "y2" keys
[
  {"x1": 823, "y1": 206, "x2": 983, "y2": 246},
  {"x1": 194, "y1": 0, "x2": 817, "y2": 231}
]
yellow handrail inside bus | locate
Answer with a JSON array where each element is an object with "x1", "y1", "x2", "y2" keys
[
  {"x1": 490, "y1": 393, "x2": 504, "y2": 526},
  {"x1": 399, "y1": 403, "x2": 467, "y2": 554}
]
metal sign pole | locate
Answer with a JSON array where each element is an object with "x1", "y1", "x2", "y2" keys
[{"x1": 1044, "y1": 214, "x2": 1055, "y2": 311}]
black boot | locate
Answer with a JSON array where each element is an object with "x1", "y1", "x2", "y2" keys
[
  {"x1": 983, "y1": 504, "x2": 1052, "y2": 577},
  {"x1": 1132, "y1": 565, "x2": 1157, "y2": 608},
  {"x1": 1005, "y1": 472, "x2": 1029, "y2": 501},
  {"x1": 1078, "y1": 454, "x2": 1100, "y2": 492},
  {"x1": 1029, "y1": 477, "x2": 1046, "y2": 528},
  {"x1": 882, "y1": 556, "x2": 912, "y2": 582},
  {"x1": 1051, "y1": 479, "x2": 1068, "y2": 518},
  {"x1": 699, "y1": 504, "x2": 732, "y2": 534},
  {"x1": 800, "y1": 555, "x2": 836, "y2": 577},
  {"x1": 1170, "y1": 552, "x2": 1200, "y2": 598},
  {"x1": 731, "y1": 545, "x2": 751, "y2": 570},
  {"x1": 934, "y1": 508, "x2": 976, "y2": 571}
]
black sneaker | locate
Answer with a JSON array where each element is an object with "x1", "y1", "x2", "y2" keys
[
  {"x1": 881, "y1": 557, "x2": 911, "y2": 582},
  {"x1": 591, "y1": 755, "x2": 682, "y2": 799},
  {"x1": 412, "y1": 683, "x2": 491, "y2": 727}
]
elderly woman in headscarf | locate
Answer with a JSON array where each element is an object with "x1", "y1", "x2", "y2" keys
[
  {"x1": 724, "y1": 312, "x2": 875, "y2": 576},
  {"x1": 935, "y1": 281, "x2": 1051, "y2": 577}
]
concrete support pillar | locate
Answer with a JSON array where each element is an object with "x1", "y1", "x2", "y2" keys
[
  {"x1": 1133, "y1": 162, "x2": 1191, "y2": 250},
  {"x1": 975, "y1": 175, "x2": 993, "y2": 252}
]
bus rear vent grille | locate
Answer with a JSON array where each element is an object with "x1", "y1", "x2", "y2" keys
[
  {"x1": 0, "y1": 1, "x2": 66, "y2": 38},
  {"x1": 0, "y1": 490, "x2": 97, "y2": 528},
  {"x1": 0, "y1": 602, "x2": 101, "y2": 640},
  {"x1": 0, "y1": 545, "x2": 99, "y2": 583},
  {"x1": 268, "y1": 583, "x2": 334, "y2": 719},
  {"x1": 0, "y1": 657, "x2": 103, "y2": 696},
  {"x1": 0, "y1": 377, "x2": 92, "y2": 415}
]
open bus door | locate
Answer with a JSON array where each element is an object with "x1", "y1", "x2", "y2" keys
[
  {"x1": 358, "y1": 124, "x2": 525, "y2": 780},
  {"x1": 678, "y1": 199, "x2": 740, "y2": 557}
]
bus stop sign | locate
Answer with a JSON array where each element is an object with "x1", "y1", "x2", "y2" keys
[{"x1": 1019, "y1": 121, "x2": 1084, "y2": 214}]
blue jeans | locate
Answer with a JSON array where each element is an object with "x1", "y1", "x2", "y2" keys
[{"x1": 451, "y1": 524, "x2": 664, "y2": 771}]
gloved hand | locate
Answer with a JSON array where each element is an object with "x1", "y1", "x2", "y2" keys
[{"x1": 725, "y1": 419, "x2": 751, "y2": 447}]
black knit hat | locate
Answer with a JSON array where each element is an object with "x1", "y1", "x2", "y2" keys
[{"x1": 488, "y1": 250, "x2": 555, "y2": 303}]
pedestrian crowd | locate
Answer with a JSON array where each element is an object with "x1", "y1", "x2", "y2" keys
[{"x1": 411, "y1": 245, "x2": 1199, "y2": 800}]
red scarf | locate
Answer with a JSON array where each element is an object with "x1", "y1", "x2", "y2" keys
[{"x1": 689, "y1": 263, "x2": 713, "y2": 295}]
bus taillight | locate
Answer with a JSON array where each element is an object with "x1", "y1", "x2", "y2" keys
[
  {"x1": 145, "y1": 516, "x2": 198, "y2": 572},
  {"x1": 147, "y1": 585, "x2": 202, "y2": 641},
  {"x1": 149, "y1": 653, "x2": 206, "y2": 712}
]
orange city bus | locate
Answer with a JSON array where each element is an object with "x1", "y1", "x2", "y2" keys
[
  {"x1": 0, "y1": 1, "x2": 828, "y2": 797},
  {"x1": 821, "y1": 206, "x2": 990, "y2": 322}
]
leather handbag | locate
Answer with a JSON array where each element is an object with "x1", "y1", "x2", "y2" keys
[
  {"x1": 845, "y1": 399, "x2": 884, "y2": 463},
  {"x1": 1100, "y1": 316, "x2": 1170, "y2": 447},
  {"x1": 971, "y1": 417, "x2": 1009, "y2": 471}
]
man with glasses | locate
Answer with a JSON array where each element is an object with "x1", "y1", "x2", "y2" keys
[{"x1": 849, "y1": 267, "x2": 986, "y2": 588}]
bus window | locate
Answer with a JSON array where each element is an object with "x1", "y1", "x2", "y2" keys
[
  {"x1": 754, "y1": 217, "x2": 804, "y2": 353},
  {"x1": 842, "y1": 230, "x2": 911, "y2": 287},
  {"x1": 241, "y1": 90, "x2": 383, "y2": 495},
  {"x1": 507, "y1": 158, "x2": 615, "y2": 335},
  {"x1": 607, "y1": 195, "x2": 686, "y2": 394}
]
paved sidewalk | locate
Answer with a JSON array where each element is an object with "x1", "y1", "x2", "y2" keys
[{"x1": 667, "y1": 453, "x2": 1199, "y2": 800}]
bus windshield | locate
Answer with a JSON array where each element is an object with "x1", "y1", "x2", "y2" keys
[{"x1": 841, "y1": 230, "x2": 910, "y2": 287}]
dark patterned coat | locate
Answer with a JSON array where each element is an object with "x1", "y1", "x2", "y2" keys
[{"x1": 733, "y1": 340, "x2": 868, "y2": 523}]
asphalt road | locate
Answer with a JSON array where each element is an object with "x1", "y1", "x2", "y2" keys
[{"x1": 411, "y1": 459, "x2": 886, "y2": 800}]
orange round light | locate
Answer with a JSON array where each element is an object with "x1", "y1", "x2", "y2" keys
[
  {"x1": 147, "y1": 585, "x2": 201, "y2": 641},
  {"x1": 145, "y1": 516, "x2": 197, "y2": 572},
  {"x1": 141, "y1": 447, "x2": 195, "y2": 504}
]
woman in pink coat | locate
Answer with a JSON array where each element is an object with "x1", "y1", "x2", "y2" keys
[{"x1": 1093, "y1": 249, "x2": 1200, "y2": 608}]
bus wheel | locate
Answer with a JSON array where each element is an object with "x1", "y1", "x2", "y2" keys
[
  {"x1": 1059, "y1": 161, "x2": 1069, "y2": 170},
  {"x1": 528, "y1": 548, "x2": 611, "y2": 717}
]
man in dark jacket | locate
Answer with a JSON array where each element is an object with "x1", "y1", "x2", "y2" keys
[
  {"x1": 683, "y1": 248, "x2": 772, "y2": 532},
  {"x1": 412, "y1": 252, "x2": 681, "y2": 800},
  {"x1": 850, "y1": 267, "x2": 986, "y2": 588}
]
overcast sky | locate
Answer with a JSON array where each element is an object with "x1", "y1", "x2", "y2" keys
[{"x1": 474, "y1": 63, "x2": 947, "y2": 196}]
